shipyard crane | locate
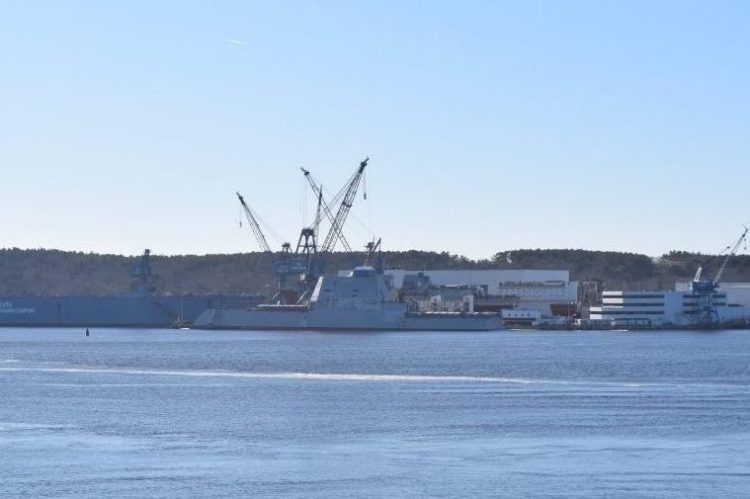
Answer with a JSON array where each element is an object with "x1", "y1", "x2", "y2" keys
[
  {"x1": 236, "y1": 191, "x2": 310, "y2": 300},
  {"x1": 295, "y1": 158, "x2": 370, "y2": 299},
  {"x1": 262, "y1": 186, "x2": 333, "y2": 303},
  {"x1": 713, "y1": 226, "x2": 748, "y2": 286},
  {"x1": 320, "y1": 158, "x2": 368, "y2": 253},
  {"x1": 234, "y1": 159, "x2": 370, "y2": 304},
  {"x1": 691, "y1": 226, "x2": 749, "y2": 326},
  {"x1": 300, "y1": 168, "x2": 352, "y2": 252},
  {"x1": 131, "y1": 249, "x2": 154, "y2": 294},
  {"x1": 364, "y1": 238, "x2": 382, "y2": 265},
  {"x1": 363, "y1": 238, "x2": 386, "y2": 274},
  {"x1": 291, "y1": 188, "x2": 323, "y2": 277},
  {"x1": 236, "y1": 191, "x2": 271, "y2": 253}
]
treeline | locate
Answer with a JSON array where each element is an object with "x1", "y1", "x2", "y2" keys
[{"x1": 1, "y1": 247, "x2": 749, "y2": 296}]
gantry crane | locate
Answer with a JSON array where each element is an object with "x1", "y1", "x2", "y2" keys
[
  {"x1": 131, "y1": 249, "x2": 154, "y2": 294},
  {"x1": 691, "y1": 226, "x2": 749, "y2": 326}
]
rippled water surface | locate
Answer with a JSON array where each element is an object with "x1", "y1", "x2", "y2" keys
[{"x1": 1, "y1": 328, "x2": 749, "y2": 497}]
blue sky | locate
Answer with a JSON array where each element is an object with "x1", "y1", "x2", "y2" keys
[{"x1": 1, "y1": 1, "x2": 749, "y2": 258}]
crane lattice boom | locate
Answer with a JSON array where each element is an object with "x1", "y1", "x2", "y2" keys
[
  {"x1": 713, "y1": 226, "x2": 749, "y2": 285},
  {"x1": 236, "y1": 191, "x2": 271, "y2": 253},
  {"x1": 321, "y1": 158, "x2": 369, "y2": 253},
  {"x1": 300, "y1": 168, "x2": 352, "y2": 252}
]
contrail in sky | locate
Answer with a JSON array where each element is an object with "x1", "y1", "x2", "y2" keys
[{"x1": 224, "y1": 37, "x2": 249, "y2": 47}]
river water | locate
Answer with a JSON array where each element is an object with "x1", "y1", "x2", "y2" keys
[{"x1": 1, "y1": 328, "x2": 749, "y2": 497}]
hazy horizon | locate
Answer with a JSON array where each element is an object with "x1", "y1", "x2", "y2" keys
[{"x1": 0, "y1": 243, "x2": 738, "y2": 261}]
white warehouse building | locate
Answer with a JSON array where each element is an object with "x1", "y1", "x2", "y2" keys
[{"x1": 589, "y1": 290, "x2": 748, "y2": 326}]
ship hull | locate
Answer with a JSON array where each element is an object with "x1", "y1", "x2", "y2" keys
[{"x1": 193, "y1": 307, "x2": 503, "y2": 331}]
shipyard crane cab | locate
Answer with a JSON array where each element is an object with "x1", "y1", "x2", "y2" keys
[
  {"x1": 364, "y1": 238, "x2": 385, "y2": 274},
  {"x1": 131, "y1": 249, "x2": 155, "y2": 295}
]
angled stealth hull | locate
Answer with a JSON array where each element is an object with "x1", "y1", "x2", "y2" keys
[{"x1": 193, "y1": 267, "x2": 503, "y2": 331}]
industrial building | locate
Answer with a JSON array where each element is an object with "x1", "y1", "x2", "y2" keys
[
  {"x1": 588, "y1": 289, "x2": 748, "y2": 327},
  {"x1": 588, "y1": 228, "x2": 750, "y2": 328},
  {"x1": 383, "y1": 269, "x2": 578, "y2": 317},
  {"x1": 676, "y1": 281, "x2": 750, "y2": 309}
]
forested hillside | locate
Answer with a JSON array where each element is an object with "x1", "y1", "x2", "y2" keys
[{"x1": 1, "y1": 248, "x2": 749, "y2": 297}]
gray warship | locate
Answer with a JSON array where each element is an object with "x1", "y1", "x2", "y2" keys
[
  {"x1": 193, "y1": 265, "x2": 502, "y2": 331},
  {"x1": 193, "y1": 158, "x2": 503, "y2": 332}
]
